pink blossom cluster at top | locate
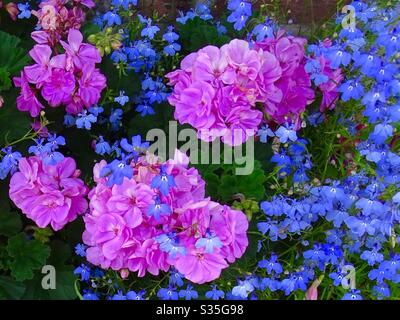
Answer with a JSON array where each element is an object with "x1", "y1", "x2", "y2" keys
[
  {"x1": 32, "y1": 0, "x2": 95, "y2": 46},
  {"x1": 166, "y1": 32, "x2": 342, "y2": 145},
  {"x1": 13, "y1": 28, "x2": 106, "y2": 117},
  {"x1": 9, "y1": 156, "x2": 89, "y2": 231},
  {"x1": 13, "y1": 0, "x2": 105, "y2": 117},
  {"x1": 83, "y1": 151, "x2": 249, "y2": 284}
]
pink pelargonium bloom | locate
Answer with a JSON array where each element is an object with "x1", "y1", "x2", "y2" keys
[
  {"x1": 73, "y1": 0, "x2": 95, "y2": 8},
  {"x1": 41, "y1": 68, "x2": 75, "y2": 107},
  {"x1": 9, "y1": 156, "x2": 88, "y2": 231},
  {"x1": 127, "y1": 239, "x2": 170, "y2": 277},
  {"x1": 24, "y1": 44, "x2": 66, "y2": 85},
  {"x1": 83, "y1": 152, "x2": 249, "y2": 283},
  {"x1": 221, "y1": 105, "x2": 263, "y2": 146},
  {"x1": 13, "y1": 71, "x2": 45, "y2": 117},
  {"x1": 210, "y1": 205, "x2": 249, "y2": 263},
  {"x1": 222, "y1": 39, "x2": 262, "y2": 81},
  {"x1": 60, "y1": 29, "x2": 101, "y2": 71},
  {"x1": 107, "y1": 179, "x2": 155, "y2": 229},
  {"x1": 171, "y1": 81, "x2": 216, "y2": 130},
  {"x1": 77, "y1": 64, "x2": 107, "y2": 107},
  {"x1": 191, "y1": 45, "x2": 234, "y2": 84},
  {"x1": 173, "y1": 246, "x2": 229, "y2": 284}
]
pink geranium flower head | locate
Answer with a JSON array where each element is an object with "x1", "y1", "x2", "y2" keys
[
  {"x1": 172, "y1": 81, "x2": 216, "y2": 130},
  {"x1": 61, "y1": 29, "x2": 101, "y2": 71},
  {"x1": 41, "y1": 68, "x2": 75, "y2": 107},
  {"x1": 77, "y1": 63, "x2": 107, "y2": 107},
  {"x1": 24, "y1": 44, "x2": 66, "y2": 85},
  {"x1": 83, "y1": 152, "x2": 249, "y2": 283},
  {"x1": 9, "y1": 156, "x2": 88, "y2": 231},
  {"x1": 13, "y1": 71, "x2": 45, "y2": 117},
  {"x1": 173, "y1": 246, "x2": 228, "y2": 284}
]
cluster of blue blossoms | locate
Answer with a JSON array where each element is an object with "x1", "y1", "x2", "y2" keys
[
  {"x1": 71, "y1": 0, "x2": 399, "y2": 300},
  {"x1": 251, "y1": 0, "x2": 400, "y2": 300}
]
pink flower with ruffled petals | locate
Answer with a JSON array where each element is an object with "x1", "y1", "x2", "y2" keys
[
  {"x1": 41, "y1": 68, "x2": 75, "y2": 107},
  {"x1": 13, "y1": 72, "x2": 45, "y2": 117},
  {"x1": 60, "y1": 29, "x2": 101, "y2": 71},
  {"x1": 107, "y1": 179, "x2": 154, "y2": 229},
  {"x1": 9, "y1": 156, "x2": 88, "y2": 231},
  {"x1": 173, "y1": 246, "x2": 229, "y2": 284},
  {"x1": 172, "y1": 81, "x2": 216, "y2": 130},
  {"x1": 24, "y1": 44, "x2": 66, "y2": 85},
  {"x1": 77, "y1": 63, "x2": 107, "y2": 107},
  {"x1": 127, "y1": 239, "x2": 170, "y2": 277}
]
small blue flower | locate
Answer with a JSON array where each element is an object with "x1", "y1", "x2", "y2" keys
[
  {"x1": 195, "y1": 232, "x2": 223, "y2": 253},
  {"x1": 17, "y1": 3, "x2": 31, "y2": 19},
  {"x1": 178, "y1": 285, "x2": 198, "y2": 300},
  {"x1": 114, "y1": 91, "x2": 130, "y2": 106},
  {"x1": 151, "y1": 165, "x2": 176, "y2": 196},
  {"x1": 103, "y1": 11, "x2": 122, "y2": 26},
  {"x1": 75, "y1": 244, "x2": 86, "y2": 257},
  {"x1": 157, "y1": 287, "x2": 178, "y2": 300},
  {"x1": 342, "y1": 289, "x2": 363, "y2": 300},
  {"x1": 205, "y1": 285, "x2": 225, "y2": 300},
  {"x1": 76, "y1": 111, "x2": 97, "y2": 130},
  {"x1": 74, "y1": 264, "x2": 91, "y2": 281}
]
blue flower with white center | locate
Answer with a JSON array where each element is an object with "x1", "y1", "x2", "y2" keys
[
  {"x1": 275, "y1": 126, "x2": 297, "y2": 144},
  {"x1": 195, "y1": 232, "x2": 223, "y2": 253},
  {"x1": 76, "y1": 111, "x2": 97, "y2": 130},
  {"x1": 136, "y1": 102, "x2": 155, "y2": 117},
  {"x1": 163, "y1": 26, "x2": 179, "y2": 43},
  {"x1": 95, "y1": 136, "x2": 112, "y2": 155},
  {"x1": 151, "y1": 165, "x2": 176, "y2": 196},
  {"x1": 342, "y1": 289, "x2": 363, "y2": 300},
  {"x1": 74, "y1": 264, "x2": 91, "y2": 281},
  {"x1": 120, "y1": 135, "x2": 149, "y2": 158},
  {"x1": 138, "y1": 15, "x2": 160, "y2": 40},
  {"x1": 178, "y1": 285, "x2": 198, "y2": 300},
  {"x1": 75, "y1": 244, "x2": 86, "y2": 257},
  {"x1": 114, "y1": 91, "x2": 129, "y2": 106},
  {"x1": 232, "y1": 279, "x2": 254, "y2": 299},
  {"x1": 147, "y1": 199, "x2": 172, "y2": 221},
  {"x1": 205, "y1": 285, "x2": 225, "y2": 300},
  {"x1": 103, "y1": 11, "x2": 122, "y2": 26},
  {"x1": 126, "y1": 290, "x2": 145, "y2": 300},
  {"x1": 258, "y1": 254, "x2": 283, "y2": 274},
  {"x1": 157, "y1": 287, "x2": 178, "y2": 300},
  {"x1": 164, "y1": 42, "x2": 181, "y2": 56},
  {"x1": 257, "y1": 125, "x2": 275, "y2": 143},
  {"x1": 100, "y1": 158, "x2": 134, "y2": 186},
  {"x1": 360, "y1": 249, "x2": 384, "y2": 266}
]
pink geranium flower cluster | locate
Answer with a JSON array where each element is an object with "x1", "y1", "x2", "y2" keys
[
  {"x1": 14, "y1": 28, "x2": 106, "y2": 117},
  {"x1": 9, "y1": 156, "x2": 89, "y2": 231},
  {"x1": 166, "y1": 32, "x2": 341, "y2": 145},
  {"x1": 13, "y1": 0, "x2": 105, "y2": 117},
  {"x1": 83, "y1": 151, "x2": 249, "y2": 284},
  {"x1": 32, "y1": 0, "x2": 94, "y2": 46}
]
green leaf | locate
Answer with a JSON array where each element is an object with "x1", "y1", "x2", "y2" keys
[
  {"x1": 22, "y1": 241, "x2": 77, "y2": 300},
  {"x1": 0, "y1": 203, "x2": 22, "y2": 237},
  {"x1": 0, "y1": 276, "x2": 25, "y2": 300},
  {"x1": 0, "y1": 31, "x2": 30, "y2": 76},
  {"x1": 179, "y1": 17, "x2": 230, "y2": 52},
  {"x1": 6, "y1": 233, "x2": 51, "y2": 282},
  {"x1": 0, "y1": 88, "x2": 31, "y2": 145}
]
